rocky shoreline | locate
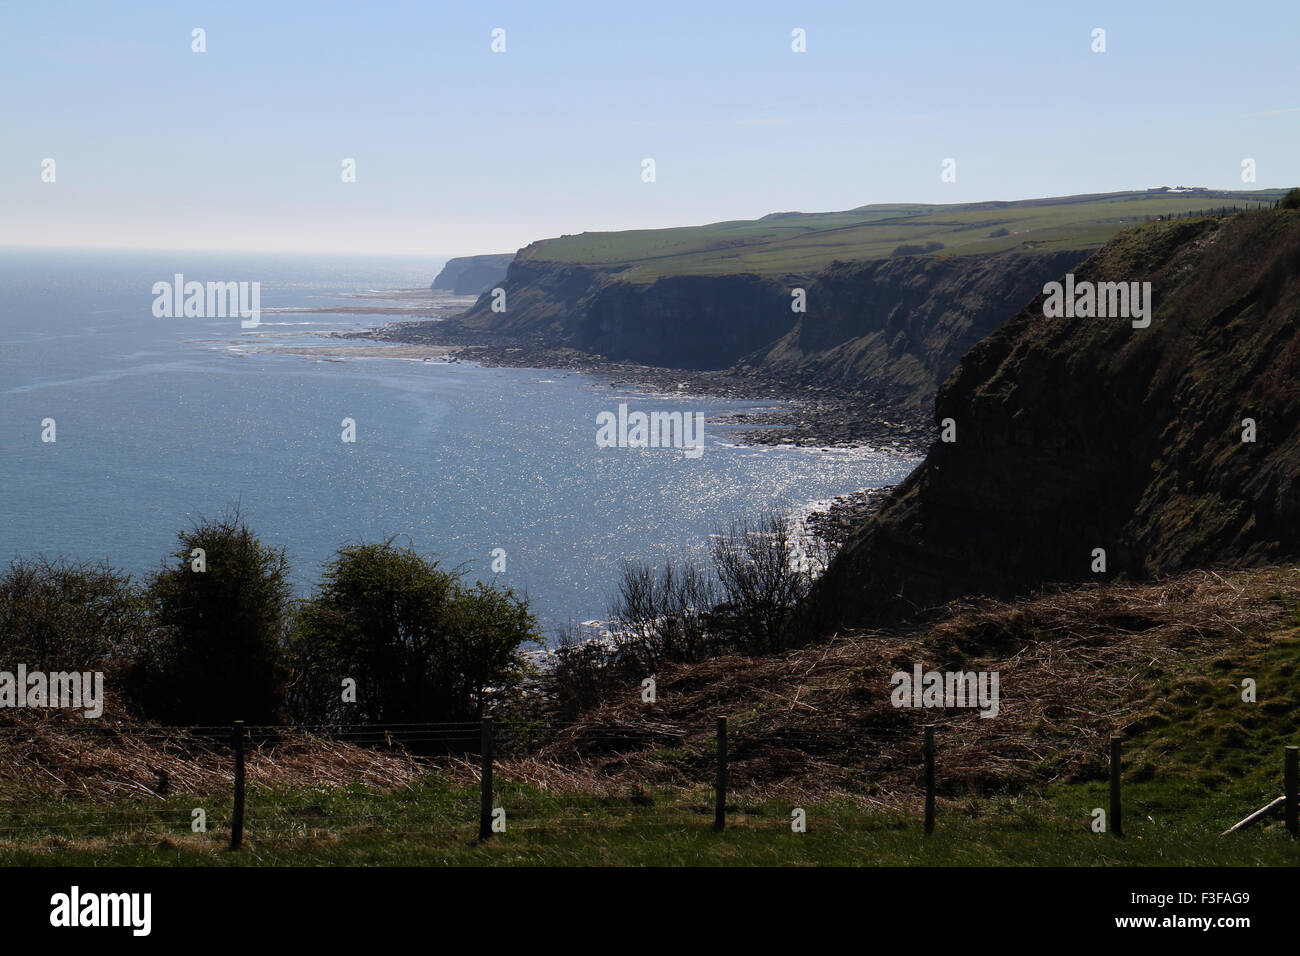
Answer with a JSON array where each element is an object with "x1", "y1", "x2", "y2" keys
[
  {"x1": 354, "y1": 321, "x2": 935, "y2": 455},
  {"x1": 805, "y1": 485, "x2": 899, "y2": 550}
]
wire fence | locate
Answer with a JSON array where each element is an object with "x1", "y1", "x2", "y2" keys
[{"x1": 0, "y1": 717, "x2": 1295, "y2": 846}]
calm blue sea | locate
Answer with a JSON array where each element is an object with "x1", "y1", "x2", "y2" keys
[{"x1": 0, "y1": 248, "x2": 916, "y2": 637}]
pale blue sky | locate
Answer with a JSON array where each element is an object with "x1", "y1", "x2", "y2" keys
[{"x1": 2, "y1": 0, "x2": 1297, "y2": 256}]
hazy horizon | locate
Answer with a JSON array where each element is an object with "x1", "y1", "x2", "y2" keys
[
  {"x1": 4, "y1": 0, "x2": 1297, "y2": 256},
  {"x1": 1, "y1": 183, "x2": 1287, "y2": 262}
]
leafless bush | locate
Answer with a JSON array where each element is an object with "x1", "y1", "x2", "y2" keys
[
  {"x1": 609, "y1": 558, "x2": 719, "y2": 670},
  {"x1": 554, "y1": 509, "x2": 826, "y2": 714},
  {"x1": 548, "y1": 623, "x2": 637, "y2": 718},
  {"x1": 710, "y1": 512, "x2": 812, "y2": 653}
]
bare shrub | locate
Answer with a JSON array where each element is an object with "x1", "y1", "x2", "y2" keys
[
  {"x1": 553, "y1": 508, "x2": 827, "y2": 714},
  {"x1": 548, "y1": 623, "x2": 636, "y2": 718},
  {"x1": 609, "y1": 558, "x2": 719, "y2": 670},
  {"x1": 710, "y1": 512, "x2": 814, "y2": 653}
]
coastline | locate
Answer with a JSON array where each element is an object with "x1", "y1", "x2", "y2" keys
[
  {"x1": 235, "y1": 286, "x2": 925, "y2": 635},
  {"x1": 803, "y1": 485, "x2": 899, "y2": 549},
  {"x1": 311, "y1": 288, "x2": 935, "y2": 456},
  {"x1": 407, "y1": 341, "x2": 934, "y2": 454},
  {"x1": 272, "y1": 286, "x2": 925, "y2": 583}
]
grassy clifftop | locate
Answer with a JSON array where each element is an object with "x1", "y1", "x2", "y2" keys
[
  {"x1": 517, "y1": 189, "x2": 1283, "y2": 281},
  {"x1": 398, "y1": 190, "x2": 1286, "y2": 413}
]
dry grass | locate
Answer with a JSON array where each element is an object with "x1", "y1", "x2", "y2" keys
[
  {"x1": 3, "y1": 568, "x2": 1294, "y2": 812},
  {"x1": 474, "y1": 568, "x2": 1300, "y2": 808},
  {"x1": 0, "y1": 708, "x2": 426, "y2": 803}
]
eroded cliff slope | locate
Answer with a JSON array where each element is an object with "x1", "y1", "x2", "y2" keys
[
  {"x1": 444, "y1": 248, "x2": 1086, "y2": 406},
  {"x1": 806, "y1": 211, "x2": 1300, "y2": 630}
]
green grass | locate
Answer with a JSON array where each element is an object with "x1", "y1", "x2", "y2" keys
[
  {"x1": 5, "y1": 574, "x2": 1297, "y2": 866},
  {"x1": 523, "y1": 189, "x2": 1288, "y2": 280},
  {"x1": 1124, "y1": 631, "x2": 1300, "y2": 794},
  {"x1": 2, "y1": 770, "x2": 1295, "y2": 866}
]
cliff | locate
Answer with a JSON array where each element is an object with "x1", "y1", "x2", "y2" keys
[
  {"x1": 737, "y1": 250, "x2": 1084, "y2": 408},
  {"x1": 805, "y1": 210, "x2": 1300, "y2": 630},
  {"x1": 446, "y1": 249, "x2": 1086, "y2": 402},
  {"x1": 430, "y1": 254, "x2": 515, "y2": 295},
  {"x1": 399, "y1": 191, "x2": 1283, "y2": 408}
]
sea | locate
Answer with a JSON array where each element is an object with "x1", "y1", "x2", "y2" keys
[{"x1": 0, "y1": 248, "x2": 917, "y2": 639}]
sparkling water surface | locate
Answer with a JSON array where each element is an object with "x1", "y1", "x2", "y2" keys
[{"x1": 0, "y1": 249, "x2": 917, "y2": 637}]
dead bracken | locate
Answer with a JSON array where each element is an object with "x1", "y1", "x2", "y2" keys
[
  {"x1": 449, "y1": 567, "x2": 1300, "y2": 809},
  {"x1": 3, "y1": 567, "x2": 1295, "y2": 813}
]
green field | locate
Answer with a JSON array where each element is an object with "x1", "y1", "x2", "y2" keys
[
  {"x1": 0, "y1": 773, "x2": 1295, "y2": 866},
  {"x1": 522, "y1": 189, "x2": 1287, "y2": 280}
]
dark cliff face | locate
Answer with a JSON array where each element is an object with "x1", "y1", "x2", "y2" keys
[
  {"x1": 457, "y1": 258, "x2": 620, "y2": 340},
  {"x1": 431, "y1": 254, "x2": 515, "y2": 295},
  {"x1": 806, "y1": 211, "x2": 1300, "y2": 631},
  {"x1": 457, "y1": 258, "x2": 793, "y2": 368},
  {"x1": 742, "y1": 250, "x2": 1086, "y2": 407},
  {"x1": 457, "y1": 249, "x2": 1088, "y2": 392},
  {"x1": 578, "y1": 274, "x2": 796, "y2": 368}
]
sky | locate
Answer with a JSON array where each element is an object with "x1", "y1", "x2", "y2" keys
[{"x1": 2, "y1": 0, "x2": 1298, "y2": 257}]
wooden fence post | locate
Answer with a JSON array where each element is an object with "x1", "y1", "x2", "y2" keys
[
  {"x1": 1109, "y1": 736, "x2": 1123, "y2": 838},
  {"x1": 1286, "y1": 746, "x2": 1298, "y2": 838},
  {"x1": 714, "y1": 716, "x2": 727, "y2": 832},
  {"x1": 923, "y1": 725, "x2": 935, "y2": 835},
  {"x1": 231, "y1": 721, "x2": 245, "y2": 851},
  {"x1": 479, "y1": 717, "x2": 494, "y2": 840}
]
